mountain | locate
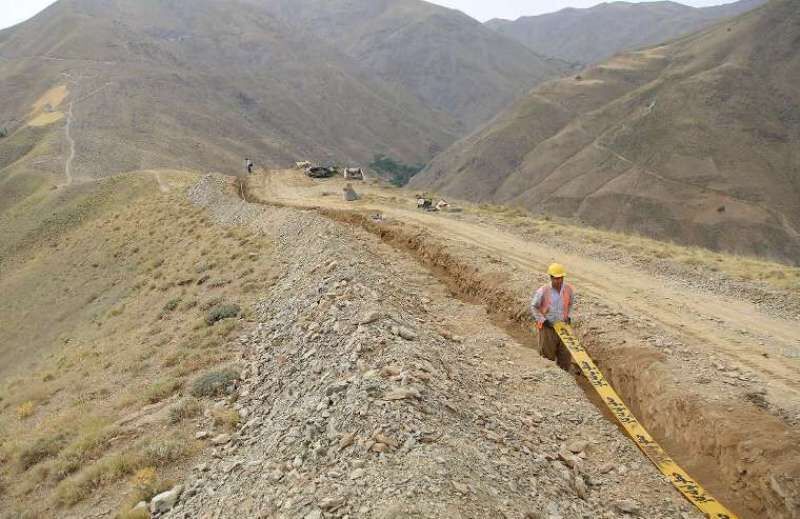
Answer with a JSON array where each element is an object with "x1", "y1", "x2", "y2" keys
[
  {"x1": 413, "y1": 0, "x2": 800, "y2": 264},
  {"x1": 486, "y1": 0, "x2": 767, "y2": 65},
  {"x1": 0, "y1": 0, "x2": 464, "y2": 187},
  {"x1": 260, "y1": 0, "x2": 568, "y2": 131}
]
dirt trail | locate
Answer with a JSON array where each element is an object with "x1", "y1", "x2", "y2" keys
[
  {"x1": 62, "y1": 98, "x2": 76, "y2": 187},
  {"x1": 245, "y1": 169, "x2": 800, "y2": 518}
]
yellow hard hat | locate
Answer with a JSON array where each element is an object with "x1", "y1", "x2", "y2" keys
[{"x1": 547, "y1": 263, "x2": 566, "y2": 278}]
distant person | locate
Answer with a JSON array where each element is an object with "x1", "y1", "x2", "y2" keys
[
  {"x1": 531, "y1": 263, "x2": 575, "y2": 369},
  {"x1": 245, "y1": 158, "x2": 254, "y2": 175}
]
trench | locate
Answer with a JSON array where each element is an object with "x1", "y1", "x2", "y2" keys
[{"x1": 236, "y1": 177, "x2": 800, "y2": 519}]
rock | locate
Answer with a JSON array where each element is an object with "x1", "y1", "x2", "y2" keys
[
  {"x1": 359, "y1": 311, "x2": 382, "y2": 325},
  {"x1": 567, "y1": 440, "x2": 589, "y2": 454},
  {"x1": 339, "y1": 432, "x2": 356, "y2": 451},
  {"x1": 320, "y1": 496, "x2": 347, "y2": 511},
  {"x1": 374, "y1": 433, "x2": 399, "y2": 448},
  {"x1": 325, "y1": 381, "x2": 349, "y2": 396},
  {"x1": 150, "y1": 485, "x2": 183, "y2": 514},
  {"x1": 558, "y1": 448, "x2": 579, "y2": 469},
  {"x1": 383, "y1": 387, "x2": 421, "y2": 401},
  {"x1": 397, "y1": 327, "x2": 418, "y2": 341},
  {"x1": 132, "y1": 501, "x2": 148, "y2": 513},
  {"x1": 304, "y1": 510, "x2": 323, "y2": 519},
  {"x1": 614, "y1": 499, "x2": 641, "y2": 515},
  {"x1": 211, "y1": 434, "x2": 231, "y2": 446},
  {"x1": 598, "y1": 462, "x2": 614, "y2": 474},
  {"x1": 573, "y1": 475, "x2": 588, "y2": 500},
  {"x1": 350, "y1": 468, "x2": 366, "y2": 480},
  {"x1": 195, "y1": 431, "x2": 210, "y2": 440},
  {"x1": 452, "y1": 481, "x2": 470, "y2": 494}
]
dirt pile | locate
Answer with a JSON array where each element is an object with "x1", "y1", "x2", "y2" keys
[{"x1": 157, "y1": 176, "x2": 697, "y2": 518}]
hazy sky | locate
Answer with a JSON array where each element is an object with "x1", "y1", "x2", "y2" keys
[{"x1": 0, "y1": 0, "x2": 745, "y2": 30}]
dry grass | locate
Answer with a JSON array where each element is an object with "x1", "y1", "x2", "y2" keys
[
  {"x1": 0, "y1": 175, "x2": 276, "y2": 516},
  {"x1": 470, "y1": 205, "x2": 800, "y2": 293}
]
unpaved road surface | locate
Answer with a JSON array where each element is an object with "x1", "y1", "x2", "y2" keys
[{"x1": 240, "y1": 169, "x2": 800, "y2": 518}]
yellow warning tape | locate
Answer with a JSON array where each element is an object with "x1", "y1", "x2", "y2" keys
[{"x1": 553, "y1": 322, "x2": 739, "y2": 519}]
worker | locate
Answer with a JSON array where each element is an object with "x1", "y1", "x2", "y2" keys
[
  {"x1": 245, "y1": 158, "x2": 254, "y2": 175},
  {"x1": 531, "y1": 263, "x2": 575, "y2": 369}
]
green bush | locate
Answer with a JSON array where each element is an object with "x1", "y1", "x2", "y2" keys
[
  {"x1": 190, "y1": 369, "x2": 239, "y2": 398},
  {"x1": 369, "y1": 154, "x2": 425, "y2": 187},
  {"x1": 205, "y1": 304, "x2": 240, "y2": 325},
  {"x1": 0, "y1": 127, "x2": 8, "y2": 138}
]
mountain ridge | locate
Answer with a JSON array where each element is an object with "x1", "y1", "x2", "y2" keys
[
  {"x1": 413, "y1": 0, "x2": 800, "y2": 264},
  {"x1": 486, "y1": 0, "x2": 768, "y2": 65}
]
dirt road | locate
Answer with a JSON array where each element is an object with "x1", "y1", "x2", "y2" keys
[
  {"x1": 254, "y1": 169, "x2": 800, "y2": 397},
  {"x1": 246, "y1": 169, "x2": 800, "y2": 518}
]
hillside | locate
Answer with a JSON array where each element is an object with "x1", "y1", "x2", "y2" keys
[
  {"x1": 486, "y1": 0, "x2": 767, "y2": 65},
  {"x1": 261, "y1": 0, "x2": 567, "y2": 131},
  {"x1": 414, "y1": 0, "x2": 800, "y2": 264},
  {"x1": 0, "y1": 0, "x2": 462, "y2": 189}
]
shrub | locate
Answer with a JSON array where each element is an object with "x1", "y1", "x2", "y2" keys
[
  {"x1": 18, "y1": 434, "x2": 67, "y2": 471},
  {"x1": 167, "y1": 397, "x2": 202, "y2": 424},
  {"x1": 16, "y1": 401, "x2": 35, "y2": 420},
  {"x1": 138, "y1": 435, "x2": 194, "y2": 466},
  {"x1": 0, "y1": 127, "x2": 7, "y2": 138},
  {"x1": 369, "y1": 154, "x2": 425, "y2": 187},
  {"x1": 205, "y1": 304, "x2": 240, "y2": 326},
  {"x1": 162, "y1": 298, "x2": 182, "y2": 313},
  {"x1": 211, "y1": 408, "x2": 240, "y2": 431},
  {"x1": 52, "y1": 424, "x2": 117, "y2": 481},
  {"x1": 190, "y1": 368, "x2": 239, "y2": 398},
  {"x1": 144, "y1": 379, "x2": 182, "y2": 404}
]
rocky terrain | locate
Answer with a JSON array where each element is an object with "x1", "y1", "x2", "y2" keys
[{"x1": 139, "y1": 175, "x2": 700, "y2": 519}]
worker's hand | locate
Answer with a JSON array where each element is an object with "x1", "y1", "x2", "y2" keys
[
  {"x1": 565, "y1": 317, "x2": 572, "y2": 325},
  {"x1": 543, "y1": 319, "x2": 553, "y2": 328}
]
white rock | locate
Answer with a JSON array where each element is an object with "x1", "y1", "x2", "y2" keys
[{"x1": 150, "y1": 485, "x2": 183, "y2": 514}]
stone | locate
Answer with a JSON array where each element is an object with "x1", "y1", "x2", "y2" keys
[
  {"x1": 211, "y1": 434, "x2": 231, "y2": 446},
  {"x1": 573, "y1": 475, "x2": 588, "y2": 500},
  {"x1": 320, "y1": 496, "x2": 347, "y2": 511},
  {"x1": 558, "y1": 449, "x2": 579, "y2": 469},
  {"x1": 132, "y1": 501, "x2": 148, "y2": 513},
  {"x1": 326, "y1": 381, "x2": 349, "y2": 396},
  {"x1": 195, "y1": 431, "x2": 210, "y2": 440},
  {"x1": 598, "y1": 463, "x2": 614, "y2": 474},
  {"x1": 397, "y1": 327, "x2": 418, "y2": 341},
  {"x1": 374, "y1": 433, "x2": 399, "y2": 448},
  {"x1": 383, "y1": 387, "x2": 420, "y2": 401},
  {"x1": 614, "y1": 500, "x2": 641, "y2": 515},
  {"x1": 350, "y1": 468, "x2": 366, "y2": 480},
  {"x1": 452, "y1": 481, "x2": 470, "y2": 494},
  {"x1": 150, "y1": 485, "x2": 183, "y2": 514},
  {"x1": 567, "y1": 440, "x2": 589, "y2": 454},
  {"x1": 339, "y1": 432, "x2": 356, "y2": 451},
  {"x1": 359, "y1": 311, "x2": 382, "y2": 325}
]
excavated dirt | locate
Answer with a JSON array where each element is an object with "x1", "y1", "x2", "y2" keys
[{"x1": 240, "y1": 174, "x2": 800, "y2": 519}]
